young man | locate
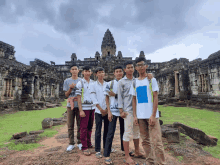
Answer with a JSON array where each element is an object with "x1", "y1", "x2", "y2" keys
[
  {"x1": 90, "y1": 67, "x2": 109, "y2": 158},
  {"x1": 63, "y1": 63, "x2": 82, "y2": 151},
  {"x1": 103, "y1": 65, "x2": 125, "y2": 165},
  {"x1": 118, "y1": 61, "x2": 145, "y2": 165},
  {"x1": 76, "y1": 65, "x2": 95, "y2": 156},
  {"x1": 129, "y1": 57, "x2": 166, "y2": 165}
]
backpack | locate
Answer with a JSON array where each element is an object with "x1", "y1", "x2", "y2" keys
[
  {"x1": 80, "y1": 79, "x2": 84, "y2": 102},
  {"x1": 110, "y1": 80, "x2": 114, "y2": 91},
  {"x1": 133, "y1": 76, "x2": 154, "y2": 103}
]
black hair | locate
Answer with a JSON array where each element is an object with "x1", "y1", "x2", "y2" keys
[
  {"x1": 135, "y1": 57, "x2": 147, "y2": 64},
  {"x1": 113, "y1": 65, "x2": 123, "y2": 72},
  {"x1": 82, "y1": 65, "x2": 91, "y2": 71},
  {"x1": 124, "y1": 61, "x2": 133, "y2": 68},
  {"x1": 69, "y1": 63, "x2": 79, "y2": 69},
  {"x1": 95, "y1": 67, "x2": 104, "y2": 73}
]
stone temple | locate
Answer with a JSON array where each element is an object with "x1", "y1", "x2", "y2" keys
[{"x1": 0, "y1": 29, "x2": 220, "y2": 111}]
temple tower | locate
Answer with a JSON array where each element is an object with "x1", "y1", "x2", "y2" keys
[{"x1": 101, "y1": 29, "x2": 116, "y2": 57}]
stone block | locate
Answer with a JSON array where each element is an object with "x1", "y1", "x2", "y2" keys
[
  {"x1": 13, "y1": 131, "x2": 27, "y2": 139},
  {"x1": 29, "y1": 130, "x2": 44, "y2": 135},
  {"x1": 53, "y1": 117, "x2": 63, "y2": 121},
  {"x1": 173, "y1": 122, "x2": 217, "y2": 146},
  {"x1": 42, "y1": 118, "x2": 53, "y2": 129},
  {"x1": 52, "y1": 121, "x2": 64, "y2": 126},
  {"x1": 207, "y1": 135, "x2": 218, "y2": 143},
  {"x1": 15, "y1": 135, "x2": 39, "y2": 144},
  {"x1": 165, "y1": 129, "x2": 180, "y2": 143}
]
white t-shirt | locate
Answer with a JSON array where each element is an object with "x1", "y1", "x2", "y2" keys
[
  {"x1": 129, "y1": 77, "x2": 160, "y2": 119},
  {"x1": 90, "y1": 80, "x2": 108, "y2": 114},
  {"x1": 75, "y1": 78, "x2": 96, "y2": 110},
  {"x1": 104, "y1": 79, "x2": 120, "y2": 117}
]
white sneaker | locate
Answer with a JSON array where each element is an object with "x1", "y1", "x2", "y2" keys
[
  {"x1": 111, "y1": 148, "x2": 116, "y2": 153},
  {"x1": 77, "y1": 143, "x2": 82, "y2": 150},
  {"x1": 66, "y1": 145, "x2": 75, "y2": 151}
]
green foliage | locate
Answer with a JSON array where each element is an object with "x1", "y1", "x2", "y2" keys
[
  {"x1": 0, "y1": 100, "x2": 67, "y2": 151},
  {"x1": 176, "y1": 156, "x2": 183, "y2": 162},
  {"x1": 159, "y1": 105, "x2": 220, "y2": 159}
]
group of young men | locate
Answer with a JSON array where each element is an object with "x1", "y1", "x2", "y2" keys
[{"x1": 63, "y1": 57, "x2": 166, "y2": 165}]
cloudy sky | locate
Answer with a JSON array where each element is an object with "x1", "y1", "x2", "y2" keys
[{"x1": 0, "y1": 0, "x2": 219, "y2": 65}]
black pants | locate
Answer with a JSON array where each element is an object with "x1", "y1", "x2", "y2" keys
[
  {"x1": 95, "y1": 113, "x2": 109, "y2": 152},
  {"x1": 103, "y1": 115, "x2": 124, "y2": 157}
]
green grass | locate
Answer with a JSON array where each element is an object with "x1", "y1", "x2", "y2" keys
[
  {"x1": 0, "y1": 100, "x2": 67, "y2": 151},
  {"x1": 159, "y1": 105, "x2": 220, "y2": 159}
]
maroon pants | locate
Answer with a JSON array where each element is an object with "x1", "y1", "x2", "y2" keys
[{"x1": 80, "y1": 109, "x2": 95, "y2": 151}]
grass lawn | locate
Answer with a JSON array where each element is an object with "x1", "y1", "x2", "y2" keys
[
  {"x1": 159, "y1": 105, "x2": 220, "y2": 159},
  {"x1": 0, "y1": 100, "x2": 67, "y2": 151}
]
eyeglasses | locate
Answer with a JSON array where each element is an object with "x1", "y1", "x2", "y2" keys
[{"x1": 136, "y1": 64, "x2": 145, "y2": 67}]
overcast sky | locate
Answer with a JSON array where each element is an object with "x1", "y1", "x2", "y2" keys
[{"x1": 0, "y1": 0, "x2": 220, "y2": 65}]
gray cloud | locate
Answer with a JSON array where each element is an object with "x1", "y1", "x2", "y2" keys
[{"x1": 0, "y1": 0, "x2": 218, "y2": 63}]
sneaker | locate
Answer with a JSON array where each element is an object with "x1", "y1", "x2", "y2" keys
[
  {"x1": 95, "y1": 152, "x2": 102, "y2": 159},
  {"x1": 77, "y1": 143, "x2": 82, "y2": 150},
  {"x1": 66, "y1": 145, "x2": 75, "y2": 151},
  {"x1": 111, "y1": 148, "x2": 116, "y2": 153}
]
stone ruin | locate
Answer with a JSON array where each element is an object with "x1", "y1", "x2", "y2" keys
[
  {"x1": 0, "y1": 41, "x2": 64, "y2": 112},
  {"x1": 1, "y1": 29, "x2": 220, "y2": 112}
]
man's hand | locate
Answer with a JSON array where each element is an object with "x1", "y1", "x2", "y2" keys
[
  {"x1": 149, "y1": 115, "x2": 156, "y2": 126},
  {"x1": 146, "y1": 73, "x2": 153, "y2": 79},
  {"x1": 109, "y1": 91, "x2": 116, "y2": 97},
  {"x1": 134, "y1": 116, "x2": 139, "y2": 126},
  {"x1": 120, "y1": 111, "x2": 127, "y2": 118},
  {"x1": 80, "y1": 110, "x2": 86, "y2": 118},
  {"x1": 101, "y1": 108, "x2": 108, "y2": 116},
  {"x1": 69, "y1": 83, "x2": 76, "y2": 89},
  {"x1": 108, "y1": 111, "x2": 113, "y2": 122}
]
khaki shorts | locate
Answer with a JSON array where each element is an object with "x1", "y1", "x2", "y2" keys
[{"x1": 123, "y1": 112, "x2": 140, "y2": 141}]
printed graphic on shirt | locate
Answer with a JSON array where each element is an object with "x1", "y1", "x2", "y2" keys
[
  {"x1": 110, "y1": 103, "x2": 118, "y2": 110},
  {"x1": 136, "y1": 86, "x2": 148, "y2": 103}
]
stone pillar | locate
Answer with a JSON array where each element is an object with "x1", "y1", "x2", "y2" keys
[
  {"x1": 201, "y1": 74, "x2": 204, "y2": 92},
  {"x1": 204, "y1": 74, "x2": 207, "y2": 92},
  {"x1": 10, "y1": 79, "x2": 12, "y2": 97},
  {"x1": 6, "y1": 79, "x2": 9, "y2": 97},
  {"x1": 199, "y1": 75, "x2": 201, "y2": 92},
  {"x1": 174, "y1": 72, "x2": 179, "y2": 96}
]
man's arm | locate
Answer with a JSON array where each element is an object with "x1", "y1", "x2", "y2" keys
[
  {"x1": 117, "y1": 81, "x2": 123, "y2": 114},
  {"x1": 132, "y1": 96, "x2": 138, "y2": 125},
  {"x1": 152, "y1": 91, "x2": 158, "y2": 117},
  {"x1": 132, "y1": 96, "x2": 137, "y2": 118},
  {"x1": 65, "y1": 88, "x2": 73, "y2": 98},
  {"x1": 106, "y1": 95, "x2": 113, "y2": 122},
  {"x1": 106, "y1": 95, "x2": 110, "y2": 113},
  {"x1": 77, "y1": 94, "x2": 83, "y2": 112}
]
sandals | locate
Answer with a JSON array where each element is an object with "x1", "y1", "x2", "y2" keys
[
  {"x1": 129, "y1": 151, "x2": 135, "y2": 157},
  {"x1": 123, "y1": 151, "x2": 135, "y2": 157},
  {"x1": 95, "y1": 152, "x2": 102, "y2": 159},
  {"x1": 105, "y1": 158, "x2": 113, "y2": 165},
  {"x1": 133, "y1": 154, "x2": 146, "y2": 159},
  {"x1": 88, "y1": 144, "x2": 94, "y2": 148},
  {"x1": 82, "y1": 149, "x2": 91, "y2": 156}
]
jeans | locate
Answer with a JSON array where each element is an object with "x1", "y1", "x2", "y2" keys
[
  {"x1": 103, "y1": 115, "x2": 124, "y2": 157},
  {"x1": 95, "y1": 113, "x2": 109, "y2": 152}
]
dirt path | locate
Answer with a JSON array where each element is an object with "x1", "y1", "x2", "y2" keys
[{"x1": 0, "y1": 122, "x2": 219, "y2": 165}]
